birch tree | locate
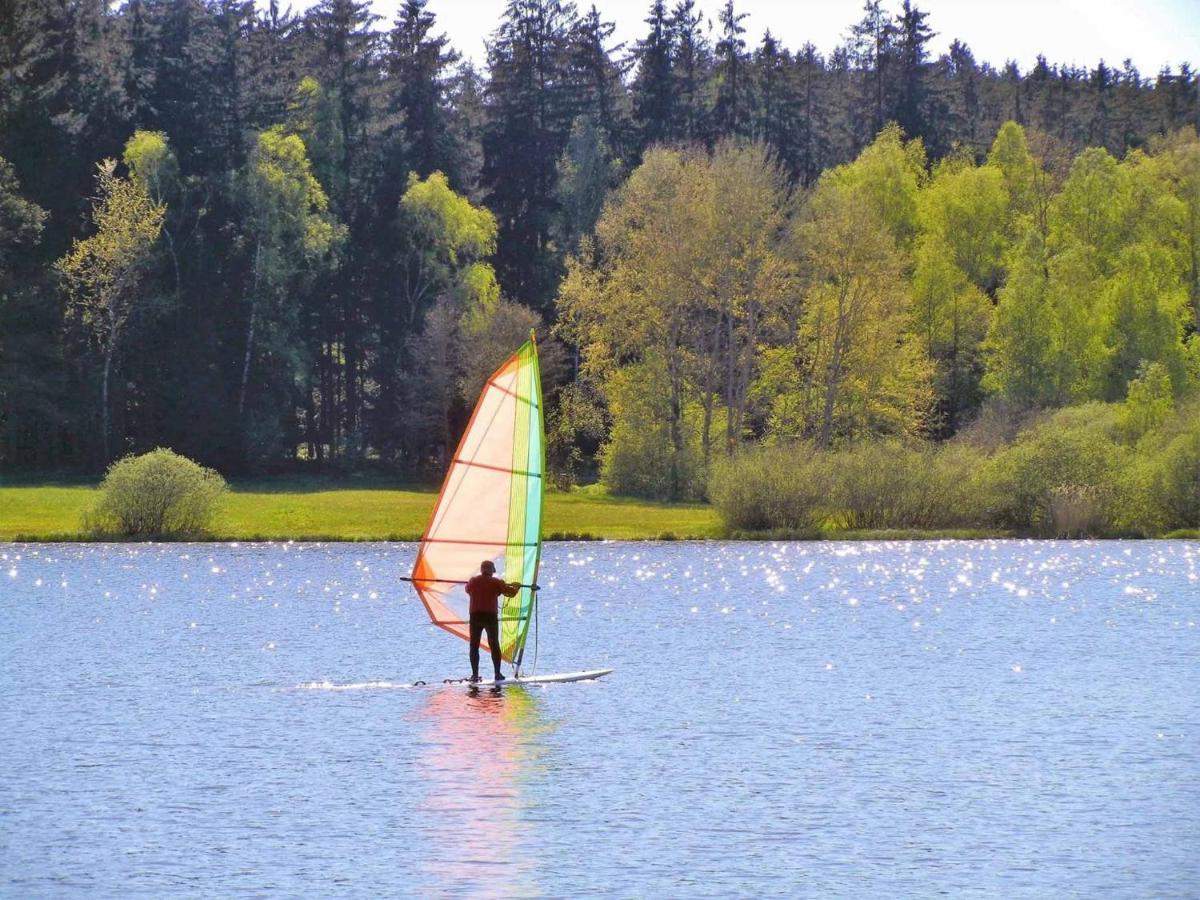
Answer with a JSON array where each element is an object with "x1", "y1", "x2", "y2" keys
[
  {"x1": 57, "y1": 159, "x2": 165, "y2": 462},
  {"x1": 239, "y1": 125, "x2": 339, "y2": 425}
]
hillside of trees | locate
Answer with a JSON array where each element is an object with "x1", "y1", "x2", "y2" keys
[{"x1": 1, "y1": 0, "x2": 1197, "y2": 492}]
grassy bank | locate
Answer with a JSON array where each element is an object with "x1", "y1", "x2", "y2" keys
[
  {"x1": 0, "y1": 480, "x2": 721, "y2": 541},
  {"x1": 3, "y1": 480, "x2": 1194, "y2": 543}
]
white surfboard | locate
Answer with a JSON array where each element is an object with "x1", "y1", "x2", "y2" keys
[
  {"x1": 297, "y1": 669, "x2": 613, "y2": 691},
  {"x1": 456, "y1": 668, "x2": 614, "y2": 688}
]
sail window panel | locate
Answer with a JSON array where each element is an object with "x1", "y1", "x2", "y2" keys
[
  {"x1": 455, "y1": 380, "x2": 520, "y2": 471},
  {"x1": 427, "y1": 464, "x2": 514, "y2": 545}
]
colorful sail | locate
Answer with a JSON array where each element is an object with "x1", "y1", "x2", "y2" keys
[{"x1": 409, "y1": 336, "x2": 544, "y2": 667}]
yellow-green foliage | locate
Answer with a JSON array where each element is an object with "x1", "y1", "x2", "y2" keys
[
  {"x1": 88, "y1": 448, "x2": 228, "y2": 537},
  {"x1": 249, "y1": 126, "x2": 339, "y2": 259},
  {"x1": 1124, "y1": 398, "x2": 1200, "y2": 532},
  {"x1": 559, "y1": 142, "x2": 794, "y2": 500},
  {"x1": 985, "y1": 130, "x2": 1197, "y2": 408},
  {"x1": 977, "y1": 404, "x2": 1126, "y2": 534},
  {"x1": 711, "y1": 440, "x2": 986, "y2": 533},
  {"x1": 122, "y1": 130, "x2": 178, "y2": 202},
  {"x1": 1153, "y1": 425, "x2": 1200, "y2": 529},
  {"x1": 56, "y1": 159, "x2": 166, "y2": 337},
  {"x1": 828, "y1": 441, "x2": 985, "y2": 530},
  {"x1": 599, "y1": 357, "x2": 712, "y2": 502}
]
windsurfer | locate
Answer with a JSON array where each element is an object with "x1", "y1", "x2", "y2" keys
[{"x1": 465, "y1": 560, "x2": 519, "y2": 682}]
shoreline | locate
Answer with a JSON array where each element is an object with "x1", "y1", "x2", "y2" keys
[{"x1": 4, "y1": 529, "x2": 1197, "y2": 544}]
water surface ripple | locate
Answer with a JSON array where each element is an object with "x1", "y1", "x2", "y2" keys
[{"x1": 1, "y1": 540, "x2": 1197, "y2": 896}]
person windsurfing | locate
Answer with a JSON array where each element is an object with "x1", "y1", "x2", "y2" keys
[{"x1": 465, "y1": 560, "x2": 519, "y2": 682}]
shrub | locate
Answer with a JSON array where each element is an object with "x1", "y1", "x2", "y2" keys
[
  {"x1": 1153, "y1": 426, "x2": 1200, "y2": 528},
  {"x1": 87, "y1": 448, "x2": 228, "y2": 537},
  {"x1": 828, "y1": 441, "x2": 987, "y2": 530},
  {"x1": 977, "y1": 403, "x2": 1126, "y2": 534},
  {"x1": 710, "y1": 443, "x2": 830, "y2": 533}
]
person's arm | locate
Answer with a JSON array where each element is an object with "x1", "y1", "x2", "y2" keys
[{"x1": 499, "y1": 578, "x2": 519, "y2": 598}]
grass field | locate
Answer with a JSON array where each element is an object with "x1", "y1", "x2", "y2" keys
[
  {"x1": 3, "y1": 480, "x2": 1192, "y2": 543},
  {"x1": 0, "y1": 480, "x2": 722, "y2": 541}
]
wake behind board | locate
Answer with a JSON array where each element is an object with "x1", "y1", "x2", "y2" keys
[{"x1": 457, "y1": 668, "x2": 614, "y2": 688}]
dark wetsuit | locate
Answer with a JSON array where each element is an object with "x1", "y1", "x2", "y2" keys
[{"x1": 465, "y1": 574, "x2": 519, "y2": 677}]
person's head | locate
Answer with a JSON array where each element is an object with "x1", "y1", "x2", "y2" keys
[{"x1": 480, "y1": 560, "x2": 495, "y2": 576}]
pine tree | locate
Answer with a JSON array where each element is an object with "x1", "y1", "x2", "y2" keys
[
  {"x1": 893, "y1": 0, "x2": 934, "y2": 142},
  {"x1": 630, "y1": 0, "x2": 674, "y2": 152},
  {"x1": 564, "y1": 5, "x2": 628, "y2": 158},
  {"x1": 944, "y1": 40, "x2": 981, "y2": 154},
  {"x1": 793, "y1": 43, "x2": 835, "y2": 185},
  {"x1": 752, "y1": 32, "x2": 797, "y2": 176},
  {"x1": 386, "y1": 0, "x2": 462, "y2": 183},
  {"x1": 847, "y1": 0, "x2": 897, "y2": 146},
  {"x1": 712, "y1": 0, "x2": 751, "y2": 139},
  {"x1": 668, "y1": 0, "x2": 710, "y2": 144},
  {"x1": 483, "y1": 0, "x2": 577, "y2": 310}
]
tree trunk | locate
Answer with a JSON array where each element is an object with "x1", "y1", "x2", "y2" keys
[
  {"x1": 238, "y1": 302, "x2": 256, "y2": 417},
  {"x1": 101, "y1": 342, "x2": 114, "y2": 463},
  {"x1": 239, "y1": 235, "x2": 264, "y2": 420}
]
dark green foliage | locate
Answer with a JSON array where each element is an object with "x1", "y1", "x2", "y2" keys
[
  {"x1": 0, "y1": 0, "x2": 1194, "y2": 479},
  {"x1": 712, "y1": 1, "x2": 752, "y2": 139}
]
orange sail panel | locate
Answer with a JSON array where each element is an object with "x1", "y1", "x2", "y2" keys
[{"x1": 410, "y1": 339, "x2": 544, "y2": 664}]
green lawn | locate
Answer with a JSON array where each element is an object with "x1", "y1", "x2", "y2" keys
[{"x1": 0, "y1": 480, "x2": 721, "y2": 541}]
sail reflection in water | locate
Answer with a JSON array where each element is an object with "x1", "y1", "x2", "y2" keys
[{"x1": 413, "y1": 686, "x2": 553, "y2": 895}]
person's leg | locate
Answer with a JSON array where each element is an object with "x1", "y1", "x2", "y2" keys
[
  {"x1": 468, "y1": 613, "x2": 483, "y2": 679},
  {"x1": 484, "y1": 613, "x2": 504, "y2": 679}
]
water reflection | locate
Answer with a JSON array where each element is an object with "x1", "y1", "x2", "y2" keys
[{"x1": 414, "y1": 686, "x2": 552, "y2": 896}]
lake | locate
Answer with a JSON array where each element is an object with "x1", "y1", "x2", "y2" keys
[{"x1": 1, "y1": 540, "x2": 1197, "y2": 897}]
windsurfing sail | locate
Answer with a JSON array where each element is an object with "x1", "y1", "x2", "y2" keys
[{"x1": 408, "y1": 334, "x2": 545, "y2": 670}]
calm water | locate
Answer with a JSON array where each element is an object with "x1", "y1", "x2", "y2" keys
[{"x1": 1, "y1": 540, "x2": 1197, "y2": 897}]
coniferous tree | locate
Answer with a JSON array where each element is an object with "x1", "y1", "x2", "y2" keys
[
  {"x1": 564, "y1": 5, "x2": 628, "y2": 158},
  {"x1": 630, "y1": 0, "x2": 674, "y2": 153},
  {"x1": 793, "y1": 43, "x2": 837, "y2": 185},
  {"x1": 668, "y1": 0, "x2": 711, "y2": 144},
  {"x1": 712, "y1": 0, "x2": 751, "y2": 139},
  {"x1": 483, "y1": 0, "x2": 577, "y2": 311},
  {"x1": 847, "y1": 0, "x2": 897, "y2": 146},
  {"x1": 753, "y1": 32, "x2": 794, "y2": 172},
  {"x1": 942, "y1": 40, "x2": 981, "y2": 153},
  {"x1": 386, "y1": 0, "x2": 463, "y2": 184},
  {"x1": 893, "y1": 0, "x2": 934, "y2": 143}
]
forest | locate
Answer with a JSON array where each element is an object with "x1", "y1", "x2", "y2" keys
[{"x1": 1, "y1": 0, "x2": 1198, "y2": 528}]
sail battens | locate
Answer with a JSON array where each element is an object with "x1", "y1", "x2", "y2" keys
[
  {"x1": 421, "y1": 538, "x2": 539, "y2": 547},
  {"x1": 408, "y1": 337, "x2": 545, "y2": 665},
  {"x1": 486, "y1": 378, "x2": 540, "y2": 409},
  {"x1": 449, "y1": 458, "x2": 543, "y2": 478}
]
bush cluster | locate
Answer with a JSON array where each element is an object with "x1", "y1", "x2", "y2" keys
[
  {"x1": 710, "y1": 441, "x2": 986, "y2": 534},
  {"x1": 86, "y1": 448, "x2": 228, "y2": 538},
  {"x1": 709, "y1": 445, "x2": 830, "y2": 533},
  {"x1": 710, "y1": 398, "x2": 1200, "y2": 537}
]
